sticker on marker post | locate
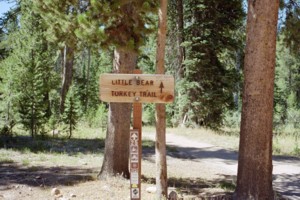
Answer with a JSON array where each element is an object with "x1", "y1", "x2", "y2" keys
[
  {"x1": 130, "y1": 132, "x2": 139, "y2": 145},
  {"x1": 131, "y1": 163, "x2": 139, "y2": 169},
  {"x1": 131, "y1": 146, "x2": 138, "y2": 153},
  {"x1": 131, "y1": 188, "x2": 139, "y2": 198},
  {"x1": 131, "y1": 153, "x2": 138, "y2": 163},
  {"x1": 131, "y1": 171, "x2": 139, "y2": 184}
]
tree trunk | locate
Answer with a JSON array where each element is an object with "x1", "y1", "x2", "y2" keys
[
  {"x1": 98, "y1": 48, "x2": 137, "y2": 179},
  {"x1": 176, "y1": 0, "x2": 185, "y2": 80},
  {"x1": 155, "y1": 0, "x2": 168, "y2": 198},
  {"x1": 85, "y1": 48, "x2": 91, "y2": 111},
  {"x1": 60, "y1": 45, "x2": 74, "y2": 113},
  {"x1": 175, "y1": 0, "x2": 187, "y2": 126},
  {"x1": 234, "y1": 1, "x2": 279, "y2": 199},
  {"x1": 234, "y1": 50, "x2": 242, "y2": 109}
]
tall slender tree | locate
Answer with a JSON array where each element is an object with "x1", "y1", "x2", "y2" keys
[
  {"x1": 32, "y1": 0, "x2": 81, "y2": 113},
  {"x1": 175, "y1": 0, "x2": 185, "y2": 80},
  {"x1": 0, "y1": 5, "x2": 20, "y2": 133},
  {"x1": 169, "y1": 0, "x2": 244, "y2": 128},
  {"x1": 0, "y1": 0, "x2": 57, "y2": 137},
  {"x1": 155, "y1": 0, "x2": 168, "y2": 198},
  {"x1": 234, "y1": 0, "x2": 279, "y2": 199},
  {"x1": 62, "y1": 85, "x2": 81, "y2": 139}
]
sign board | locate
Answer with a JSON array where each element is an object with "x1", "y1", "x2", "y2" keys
[{"x1": 99, "y1": 74, "x2": 174, "y2": 103}]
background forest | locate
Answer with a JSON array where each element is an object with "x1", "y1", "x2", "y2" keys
[{"x1": 0, "y1": 0, "x2": 300, "y2": 139}]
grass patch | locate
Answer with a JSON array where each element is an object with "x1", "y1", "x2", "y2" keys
[
  {"x1": 216, "y1": 181, "x2": 236, "y2": 191},
  {"x1": 160, "y1": 126, "x2": 300, "y2": 157},
  {"x1": 0, "y1": 125, "x2": 106, "y2": 169},
  {"x1": 293, "y1": 143, "x2": 300, "y2": 156},
  {"x1": 273, "y1": 133, "x2": 300, "y2": 156},
  {"x1": 0, "y1": 157, "x2": 14, "y2": 163},
  {"x1": 142, "y1": 139, "x2": 155, "y2": 148},
  {"x1": 22, "y1": 159, "x2": 30, "y2": 166},
  {"x1": 1, "y1": 135, "x2": 105, "y2": 155},
  {"x1": 38, "y1": 154, "x2": 47, "y2": 162}
]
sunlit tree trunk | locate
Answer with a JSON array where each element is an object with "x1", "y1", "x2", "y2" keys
[
  {"x1": 60, "y1": 45, "x2": 74, "y2": 113},
  {"x1": 234, "y1": 0, "x2": 279, "y2": 199},
  {"x1": 155, "y1": 0, "x2": 168, "y2": 198}
]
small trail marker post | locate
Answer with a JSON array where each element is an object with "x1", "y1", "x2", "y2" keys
[{"x1": 99, "y1": 69, "x2": 174, "y2": 200}]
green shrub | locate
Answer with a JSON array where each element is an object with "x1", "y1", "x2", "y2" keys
[{"x1": 85, "y1": 103, "x2": 107, "y2": 129}]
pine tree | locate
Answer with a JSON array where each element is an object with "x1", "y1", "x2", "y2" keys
[
  {"x1": 32, "y1": 0, "x2": 82, "y2": 113},
  {"x1": 177, "y1": 0, "x2": 244, "y2": 129},
  {"x1": 282, "y1": 0, "x2": 300, "y2": 54},
  {"x1": 18, "y1": 64, "x2": 47, "y2": 137},
  {"x1": 0, "y1": 56, "x2": 18, "y2": 135},
  {"x1": 62, "y1": 85, "x2": 80, "y2": 139},
  {"x1": 75, "y1": 48, "x2": 111, "y2": 115},
  {"x1": 48, "y1": 89, "x2": 61, "y2": 133},
  {"x1": 1, "y1": 0, "x2": 58, "y2": 137},
  {"x1": 0, "y1": 2, "x2": 23, "y2": 135},
  {"x1": 274, "y1": 37, "x2": 300, "y2": 129},
  {"x1": 76, "y1": 1, "x2": 158, "y2": 51}
]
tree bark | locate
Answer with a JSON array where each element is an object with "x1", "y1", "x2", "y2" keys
[
  {"x1": 176, "y1": 0, "x2": 185, "y2": 80},
  {"x1": 98, "y1": 48, "x2": 137, "y2": 179},
  {"x1": 155, "y1": 0, "x2": 168, "y2": 198},
  {"x1": 85, "y1": 48, "x2": 91, "y2": 111},
  {"x1": 60, "y1": 45, "x2": 74, "y2": 113},
  {"x1": 234, "y1": 0, "x2": 279, "y2": 199}
]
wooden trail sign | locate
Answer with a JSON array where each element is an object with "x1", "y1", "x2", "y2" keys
[
  {"x1": 99, "y1": 74, "x2": 174, "y2": 103},
  {"x1": 99, "y1": 71, "x2": 174, "y2": 200}
]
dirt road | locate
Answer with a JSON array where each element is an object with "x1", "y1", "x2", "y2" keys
[
  {"x1": 1, "y1": 132, "x2": 299, "y2": 200},
  {"x1": 144, "y1": 133, "x2": 300, "y2": 200}
]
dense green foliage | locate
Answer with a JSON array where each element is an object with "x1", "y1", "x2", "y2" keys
[
  {"x1": 1, "y1": 0, "x2": 300, "y2": 137},
  {"x1": 274, "y1": 38, "x2": 300, "y2": 133},
  {"x1": 177, "y1": 0, "x2": 244, "y2": 129},
  {"x1": 63, "y1": 85, "x2": 81, "y2": 138},
  {"x1": 76, "y1": 0, "x2": 158, "y2": 51}
]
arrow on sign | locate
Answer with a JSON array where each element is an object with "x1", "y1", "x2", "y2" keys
[{"x1": 159, "y1": 82, "x2": 164, "y2": 93}]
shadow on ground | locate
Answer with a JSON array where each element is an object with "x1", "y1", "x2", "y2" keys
[
  {"x1": 142, "y1": 140, "x2": 299, "y2": 200},
  {"x1": 143, "y1": 144, "x2": 238, "y2": 165},
  {"x1": 142, "y1": 175, "x2": 235, "y2": 199},
  {"x1": 0, "y1": 161, "x2": 97, "y2": 189},
  {"x1": 273, "y1": 173, "x2": 300, "y2": 199},
  {"x1": 273, "y1": 155, "x2": 300, "y2": 164},
  {"x1": 0, "y1": 135, "x2": 105, "y2": 155}
]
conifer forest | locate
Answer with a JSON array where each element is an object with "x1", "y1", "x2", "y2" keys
[
  {"x1": 1, "y1": 0, "x2": 300, "y2": 200},
  {"x1": 1, "y1": 0, "x2": 300, "y2": 136}
]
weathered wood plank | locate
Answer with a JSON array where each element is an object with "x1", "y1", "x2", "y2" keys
[{"x1": 99, "y1": 74, "x2": 174, "y2": 103}]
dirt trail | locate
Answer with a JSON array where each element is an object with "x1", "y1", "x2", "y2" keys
[{"x1": 144, "y1": 133, "x2": 300, "y2": 200}]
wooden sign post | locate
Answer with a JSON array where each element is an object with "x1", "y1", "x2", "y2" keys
[
  {"x1": 129, "y1": 129, "x2": 141, "y2": 199},
  {"x1": 99, "y1": 70, "x2": 174, "y2": 200}
]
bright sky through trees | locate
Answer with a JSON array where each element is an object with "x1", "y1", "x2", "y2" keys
[{"x1": 0, "y1": 1, "x2": 14, "y2": 18}]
